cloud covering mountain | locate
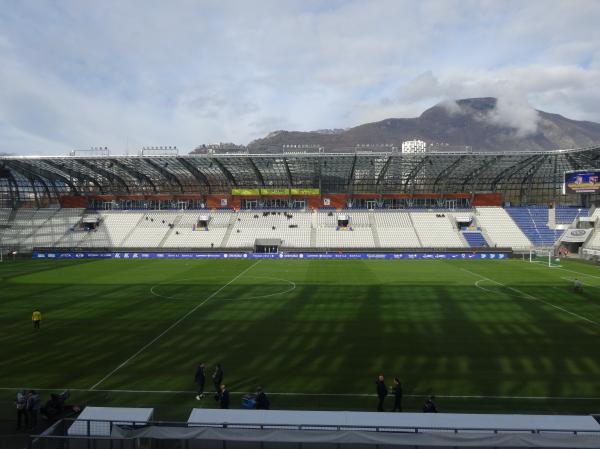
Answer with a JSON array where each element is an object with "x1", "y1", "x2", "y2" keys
[
  {"x1": 246, "y1": 98, "x2": 600, "y2": 152},
  {"x1": 0, "y1": 1, "x2": 599, "y2": 155}
]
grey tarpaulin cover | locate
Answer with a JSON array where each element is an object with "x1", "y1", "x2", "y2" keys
[{"x1": 111, "y1": 425, "x2": 600, "y2": 448}]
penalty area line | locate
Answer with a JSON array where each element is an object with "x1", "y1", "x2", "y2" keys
[
  {"x1": 461, "y1": 268, "x2": 600, "y2": 328},
  {"x1": 89, "y1": 260, "x2": 262, "y2": 391},
  {"x1": 0, "y1": 387, "x2": 598, "y2": 401}
]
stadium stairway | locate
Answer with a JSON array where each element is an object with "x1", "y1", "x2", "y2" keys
[
  {"x1": 117, "y1": 213, "x2": 149, "y2": 247},
  {"x1": 505, "y1": 207, "x2": 562, "y2": 247},
  {"x1": 310, "y1": 226, "x2": 317, "y2": 247},
  {"x1": 461, "y1": 231, "x2": 488, "y2": 247},
  {"x1": 219, "y1": 213, "x2": 238, "y2": 247},
  {"x1": 407, "y1": 212, "x2": 424, "y2": 247},
  {"x1": 158, "y1": 213, "x2": 182, "y2": 247},
  {"x1": 368, "y1": 212, "x2": 381, "y2": 247}
]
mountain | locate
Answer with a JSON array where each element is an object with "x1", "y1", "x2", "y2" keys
[{"x1": 240, "y1": 98, "x2": 600, "y2": 153}]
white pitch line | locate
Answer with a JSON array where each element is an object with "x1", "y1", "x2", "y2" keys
[
  {"x1": 461, "y1": 268, "x2": 600, "y2": 328},
  {"x1": 89, "y1": 260, "x2": 262, "y2": 390},
  {"x1": 560, "y1": 277, "x2": 600, "y2": 288},
  {"x1": 150, "y1": 275, "x2": 296, "y2": 302},
  {"x1": 1, "y1": 387, "x2": 598, "y2": 401},
  {"x1": 528, "y1": 263, "x2": 600, "y2": 280},
  {"x1": 474, "y1": 279, "x2": 523, "y2": 299}
]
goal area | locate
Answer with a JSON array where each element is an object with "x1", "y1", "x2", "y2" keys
[{"x1": 528, "y1": 249, "x2": 561, "y2": 267}]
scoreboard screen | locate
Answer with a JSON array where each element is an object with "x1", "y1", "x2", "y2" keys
[{"x1": 564, "y1": 170, "x2": 600, "y2": 193}]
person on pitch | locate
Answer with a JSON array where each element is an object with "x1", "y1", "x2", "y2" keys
[
  {"x1": 218, "y1": 384, "x2": 230, "y2": 409},
  {"x1": 392, "y1": 377, "x2": 403, "y2": 412},
  {"x1": 194, "y1": 362, "x2": 206, "y2": 400},
  {"x1": 255, "y1": 387, "x2": 270, "y2": 410},
  {"x1": 574, "y1": 278, "x2": 583, "y2": 293},
  {"x1": 375, "y1": 374, "x2": 388, "y2": 412},
  {"x1": 423, "y1": 395, "x2": 438, "y2": 413},
  {"x1": 212, "y1": 363, "x2": 223, "y2": 393},
  {"x1": 32, "y1": 309, "x2": 42, "y2": 330}
]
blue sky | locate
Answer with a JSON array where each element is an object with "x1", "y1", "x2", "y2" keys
[{"x1": 1, "y1": 0, "x2": 599, "y2": 155}]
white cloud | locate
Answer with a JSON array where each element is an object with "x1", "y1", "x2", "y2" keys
[
  {"x1": 0, "y1": 0, "x2": 599, "y2": 154},
  {"x1": 486, "y1": 96, "x2": 540, "y2": 137}
]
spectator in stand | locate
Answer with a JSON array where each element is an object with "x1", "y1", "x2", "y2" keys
[
  {"x1": 219, "y1": 384, "x2": 230, "y2": 409},
  {"x1": 255, "y1": 387, "x2": 270, "y2": 410},
  {"x1": 375, "y1": 374, "x2": 388, "y2": 412},
  {"x1": 194, "y1": 362, "x2": 206, "y2": 400},
  {"x1": 16, "y1": 390, "x2": 28, "y2": 429},
  {"x1": 212, "y1": 363, "x2": 223, "y2": 393},
  {"x1": 392, "y1": 378, "x2": 403, "y2": 412},
  {"x1": 423, "y1": 395, "x2": 438, "y2": 413},
  {"x1": 27, "y1": 390, "x2": 41, "y2": 428}
]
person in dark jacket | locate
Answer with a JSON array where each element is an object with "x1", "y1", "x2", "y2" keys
[
  {"x1": 219, "y1": 384, "x2": 230, "y2": 409},
  {"x1": 194, "y1": 362, "x2": 206, "y2": 400},
  {"x1": 375, "y1": 374, "x2": 388, "y2": 412},
  {"x1": 392, "y1": 378, "x2": 403, "y2": 412},
  {"x1": 255, "y1": 387, "x2": 270, "y2": 410},
  {"x1": 212, "y1": 364, "x2": 223, "y2": 393},
  {"x1": 16, "y1": 390, "x2": 28, "y2": 429},
  {"x1": 27, "y1": 390, "x2": 41, "y2": 428},
  {"x1": 423, "y1": 395, "x2": 438, "y2": 413}
]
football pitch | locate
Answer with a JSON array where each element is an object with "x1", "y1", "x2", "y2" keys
[{"x1": 1, "y1": 257, "x2": 599, "y2": 419}]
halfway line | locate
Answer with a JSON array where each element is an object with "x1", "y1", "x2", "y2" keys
[{"x1": 89, "y1": 260, "x2": 262, "y2": 390}]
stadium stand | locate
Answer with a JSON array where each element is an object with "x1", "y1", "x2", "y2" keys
[
  {"x1": 165, "y1": 227, "x2": 228, "y2": 248},
  {"x1": 1, "y1": 207, "x2": 589, "y2": 251},
  {"x1": 462, "y1": 230, "x2": 488, "y2": 247},
  {"x1": 315, "y1": 227, "x2": 376, "y2": 248},
  {"x1": 120, "y1": 212, "x2": 177, "y2": 248},
  {"x1": 373, "y1": 211, "x2": 421, "y2": 248},
  {"x1": 410, "y1": 212, "x2": 466, "y2": 248},
  {"x1": 505, "y1": 206, "x2": 562, "y2": 247},
  {"x1": 475, "y1": 207, "x2": 532, "y2": 250},
  {"x1": 20, "y1": 208, "x2": 85, "y2": 249},
  {"x1": 586, "y1": 210, "x2": 600, "y2": 249},
  {"x1": 0, "y1": 208, "x2": 11, "y2": 225},
  {"x1": 555, "y1": 206, "x2": 588, "y2": 224},
  {"x1": 0, "y1": 148, "x2": 598, "y2": 254}
]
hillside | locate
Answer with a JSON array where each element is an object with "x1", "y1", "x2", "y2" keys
[{"x1": 240, "y1": 98, "x2": 600, "y2": 153}]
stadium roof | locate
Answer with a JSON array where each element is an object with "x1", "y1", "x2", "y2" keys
[{"x1": 1, "y1": 146, "x2": 599, "y2": 206}]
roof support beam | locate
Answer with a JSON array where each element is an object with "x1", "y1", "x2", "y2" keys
[
  {"x1": 111, "y1": 159, "x2": 157, "y2": 193},
  {"x1": 144, "y1": 159, "x2": 184, "y2": 193},
  {"x1": 212, "y1": 159, "x2": 238, "y2": 187},
  {"x1": 490, "y1": 155, "x2": 538, "y2": 191},
  {"x1": 519, "y1": 155, "x2": 547, "y2": 201},
  {"x1": 247, "y1": 158, "x2": 265, "y2": 187},
  {"x1": 76, "y1": 159, "x2": 130, "y2": 194},
  {"x1": 459, "y1": 156, "x2": 499, "y2": 191},
  {"x1": 347, "y1": 154, "x2": 358, "y2": 192},
  {"x1": 43, "y1": 160, "x2": 105, "y2": 194},
  {"x1": 177, "y1": 157, "x2": 211, "y2": 194},
  {"x1": 282, "y1": 157, "x2": 293, "y2": 188},
  {"x1": 7, "y1": 160, "x2": 78, "y2": 196},
  {"x1": 376, "y1": 155, "x2": 393, "y2": 186},
  {"x1": 402, "y1": 155, "x2": 429, "y2": 192},
  {"x1": 432, "y1": 156, "x2": 465, "y2": 192}
]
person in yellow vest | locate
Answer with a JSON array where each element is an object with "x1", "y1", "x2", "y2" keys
[{"x1": 32, "y1": 309, "x2": 41, "y2": 329}]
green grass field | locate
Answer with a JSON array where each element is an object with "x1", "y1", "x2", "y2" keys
[{"x1": 1, "y1": 258, "x2": 599, "y2": 420}]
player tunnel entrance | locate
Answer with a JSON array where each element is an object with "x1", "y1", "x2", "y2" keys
[{"x1": 255, "y1": 238, "x2": 282, "y2": 254}]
